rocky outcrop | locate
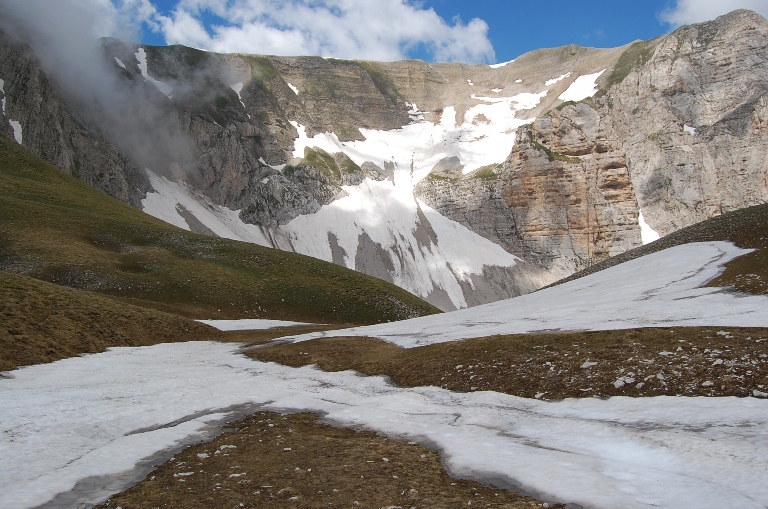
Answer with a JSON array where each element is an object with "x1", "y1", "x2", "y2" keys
[
  {"x1": 0, "y1": 33, "x2": 150, "y2": 206},
  {"x1": 416, "y1": 102, "x2": 641, "y2": 279},
  {"x1": 596, "y1": 9, "x2": 768, "y2": 235}
]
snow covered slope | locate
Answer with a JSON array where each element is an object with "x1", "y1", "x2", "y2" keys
[
  {"x1": 140, "y1": 62, "x2": 613, "y2": 310},
  {"x1": 281, "y1": 241, "x2": 768, "y2": 347}
]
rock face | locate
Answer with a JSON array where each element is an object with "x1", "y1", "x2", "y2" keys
[
  {"x1": 1, "y1": 9, "x2": 767, "y2": 309},
  {"x1": 416, "y1": 102, "x2": 641, "y2": 279},
  {"x1": 0, "y1": 33, "x2": 150, "y2": 206},
  {"x1": 601, "y1": 9, "x2": 768, "y2": 234}
]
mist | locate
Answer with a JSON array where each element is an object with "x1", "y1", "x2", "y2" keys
[{"x1": 0, "y1": 0, "x2": 198, "y2": 179}]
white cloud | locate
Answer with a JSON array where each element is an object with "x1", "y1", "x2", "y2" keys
[
  {"x1": 144, "y1": 0, "x2": 495, "y2": 63},
  {"x1": 660, "y1": 0, "x2": 768, "y2": 27}
]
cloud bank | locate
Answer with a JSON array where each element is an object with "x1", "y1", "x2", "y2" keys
[
  {"x1": 141, "y1": 0, "x2": 496, "y2": 63},
  {"x1": 661, "y1": 0, "x2": 768, "y2": 27}
]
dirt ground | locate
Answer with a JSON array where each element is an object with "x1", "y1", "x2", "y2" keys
[{"x1": 98, "y1": 411, "x2": 559, "y2": 509}]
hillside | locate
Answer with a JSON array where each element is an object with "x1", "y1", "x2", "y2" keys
[{"x1": 0, "y1": 134, "x2": 439, "y2": 328}]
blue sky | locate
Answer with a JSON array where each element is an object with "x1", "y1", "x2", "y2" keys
[{"x1": 133, "y1": 0, "x2": 768, "y2": 63}]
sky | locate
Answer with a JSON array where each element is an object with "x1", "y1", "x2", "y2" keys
[{"x1": 114, "y1": 0, "x2": 768, "y2": 64}]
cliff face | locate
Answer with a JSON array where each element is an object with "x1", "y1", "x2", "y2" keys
[
  {"x1": 0, "y1": 35, "x2": 149, "y2": 206},
  {"x1": 603, "y1": 9, "x2": 768, "y2": 234},
  {"x1": 416, "y1": 103, "x2": 640, "y2": 279},
  {"x1": 1, "y1": 10, "x2": 766, "y2": 309}
]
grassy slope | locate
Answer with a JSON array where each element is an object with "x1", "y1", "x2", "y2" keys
[
  {"x1": 0, "y1": 135, "x2": 439, "y2": 326},
  {"x1": 0, "y1": 270, "x2": 218, "y2": 371}
]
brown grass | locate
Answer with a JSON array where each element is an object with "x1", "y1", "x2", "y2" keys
[
  {"x1": 0, "y1": 270, "x2": 345, "y2": 372},
  {"x1": 252, "y1": 327, "x2": 768, "y2": 399},
  {"x1": 97, "y1": 411, "x2": 558, "y2": 509}
]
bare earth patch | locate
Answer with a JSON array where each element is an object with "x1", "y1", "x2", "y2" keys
[
  {"x1": 97, "y1": 411, "x2": 557, "y2": 509},
  {"x1": 252, "y1": 327, "x2": 768, "y2": 399}
]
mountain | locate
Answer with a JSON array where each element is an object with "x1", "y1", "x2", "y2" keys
[
  {"x1": 1, "y1": 9, "x2": 766, "y2": 310},
  {"x1": 0, "y1": 134, "x2": 439, "y2": 371}
]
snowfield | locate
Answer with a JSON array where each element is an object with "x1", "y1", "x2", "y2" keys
[
  {"x1": 282, "y1": 241, "x2": 768, "y2": 347},
  {"x1": 2, "y1": 241, "x2": 768, "y2": 508},
  {"x1": 1, "y1": 342, "x2": 767, "y2": 509}
]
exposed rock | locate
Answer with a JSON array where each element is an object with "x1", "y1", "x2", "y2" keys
[
  {"x1": 596, "y1": 9, "x2": 768, "y2": 235},
  {"x1": 417, "y1": 102, "x2": 641, "y2": 278}
]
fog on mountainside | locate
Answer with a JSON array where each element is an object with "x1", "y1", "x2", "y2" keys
[{"x1": 0, "y1": 0, "x2": 197, "y2": 178}]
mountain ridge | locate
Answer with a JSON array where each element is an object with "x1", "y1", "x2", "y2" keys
[{"x1": 1, "y1": 9, "x2": 766, "y2": 309}]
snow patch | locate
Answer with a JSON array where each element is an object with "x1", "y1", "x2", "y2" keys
[
  {"x1": 0, "y1": 78, "x2": 5, "y2": 114},
  {"x1": 638, "y1": 210, "x2": 660, "y2": 245},
  {"x1": 229, "y1": 82, "x2": 250, "y2": 118},
  {"x1": 558, "y1": 70, "x2": 605, "y2": 102},
  {"x1": 286, "y1": 82, "x2": 299, "y2": 95},
  {"x1": 141, "y1": 170, "x2": 272, "y2": 247},
  {"x1": 405, "y1": 102, "x2": 424, "y2": 122},
  {"x1": 491, "y1": 88, "x2": 502, "y2": 93},
  {"x1": 515, "y1": 79, "x2": 523, "y2": 83},
  {"x1": 489, "y1": 59, "x2": 514, "y2": 69},
  {"x1": 135, "y1": 47, "x2": 173, "y2": 99},
  {"x1": 2, "y1": 341, "x2": 767, "y2": 509},
  {"x1": 9, "y1": 120, "x2": 22, "y2": 144},
  {"x1": 198, "y1": 319, "x2": 317, "y2": 331},
  {"x1": 114, "y1": 57, "x2": 126, "y2": 69},
  {"x1": 545, "y1": 72, "x2": 572, "y2": 87},
  {"x1": 284, "y1": 242, "x2": 768, "y2": 348},
  {"x1": 466, "y1": 79, "x2": 474, "y2": 86},
  {"x1": 683, "y1": 124, "x2": 696, "y2": 135}
]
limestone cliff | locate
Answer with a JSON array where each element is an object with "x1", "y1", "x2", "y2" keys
[{"x1": 416, "y1": 103, "x2": 640, "y2": 279}]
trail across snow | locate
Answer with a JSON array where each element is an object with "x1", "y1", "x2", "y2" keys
[{"x1": 1, "y1": 342, "x2": 767, "y2": 509}]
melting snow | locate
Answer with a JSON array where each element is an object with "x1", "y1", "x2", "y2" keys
[
  {"x1": 558, "y1": 70, "x2": 605, "y2": 102},
  {"x1": 141, "y1": 170, "x2": 271, "y2": 246},
  {"x1": 199, "y1": 319, "x2": 317, "y2": 331},
  {"x1": 1, "y1": 341, "x2": 767, "y2": 509},
  {"x1": 9, "y1": 120, "x2": 22, "y2": 144},
  {"x1": 545, "y1": 72, "x2": 572, "y2": 86},
  {"x1": 638, "y1": 210, "x2": 660, "y2": 244},
  {"x1": 135, "y1": 47, "x2": 173, "y2": 99},
  {"x1": 285, "y1": 242, "x2": 768, "y2": 347},
  {"x1": 286, "y1": 82, "x2": 299, "y2": 95}
]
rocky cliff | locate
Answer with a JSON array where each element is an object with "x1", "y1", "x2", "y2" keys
[{"x1": 1, "y1": 9, "x2": 766, "y2": 310}]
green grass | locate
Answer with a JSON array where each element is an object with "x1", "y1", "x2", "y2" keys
[
  {"x1": 599, "y1": 38, "x2": 660, "y2": 94},
  {"x1": 470, "y1": 164, "x2": 501, "y2": 180},
  {"x1": 0, "y1": 135, "x2": 440, "y2": 326},
  {"x1": 300, "y1": 147, "x2": 362, "y2": 180},
  {"x1": 528, "y1": 139, "x2": 581, "y2": 164},
  {"x1": 556, "y1": 97, "x2": 596, "y2": 110}
]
